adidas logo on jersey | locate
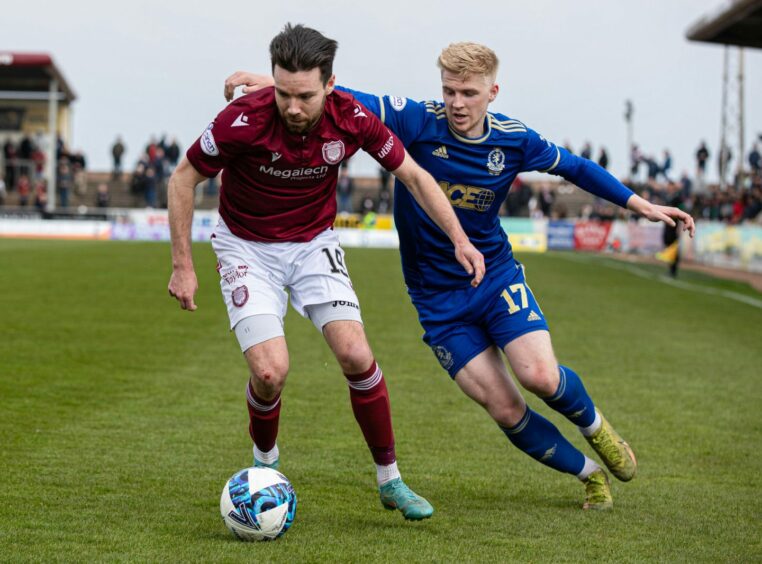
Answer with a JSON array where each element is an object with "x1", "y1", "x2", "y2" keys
[
  {"x1": 432, "y1": 145, "x2": 449, "y2": 159},
  {"x1": 527, "y1": 310, "x2": 541, "y2": 322}
]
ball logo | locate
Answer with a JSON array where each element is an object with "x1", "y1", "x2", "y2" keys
[
  {"x1": 322, "y1": 140, "x2": 345, "y2": 165},
  {"x1": 232, "y1": 285, "x2": 249, "y2": 307},
  {"x1": 487, "y1": 148, "x2": 505, "y2": 176},
  {"x1": 201, "y1": 123, "x2": 219, "y2": 157},
  {"x1": 228, "y1": 504, "x2": 259, "y2": 529},
  {"x1": 390, "y1": 96, "x2": 407, "y2": 111}
]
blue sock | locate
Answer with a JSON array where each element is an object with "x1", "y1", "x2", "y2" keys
[
  {"x1": 500, "y1": 408, "x2": 585, "y2": 475},
  {"x1": 543, "y1": 365, "x2": 596, "y2": 428}
]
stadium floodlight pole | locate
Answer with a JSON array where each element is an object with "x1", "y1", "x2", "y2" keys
[
  {"x1": 45, "y1": 78, "x2": 58, "y2": 212},
  {"x1": 737, "y1": 47, "x2": 745, "y2": 191},
  {"x1": 719, "y1": 46, "x2": 729, "y2": 191},
  {"x1": 624, "y1": 100, "x2": 634, "y2": 179}
]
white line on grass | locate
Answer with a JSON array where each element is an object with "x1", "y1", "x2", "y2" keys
[{"x1": 555, "y1": 252, "x2": 762, "y2": 310}]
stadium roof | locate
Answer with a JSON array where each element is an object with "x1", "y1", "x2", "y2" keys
[
  {"x1": 686, "y1": 0, "x2": 762, "y2": 48},
  {"x1": 0, "y1": 52, "x2": 77, "y2": 102}
]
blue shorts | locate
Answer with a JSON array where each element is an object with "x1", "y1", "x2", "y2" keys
[{"x1": 409, "y1": 260, "x2": 549, "y2": 378}]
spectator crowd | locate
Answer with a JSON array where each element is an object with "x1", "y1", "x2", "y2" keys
[
  {"x1": 504, "y1": 138, "x2": 762, "y2": 226},
  {"x1": 2, "y1": 132, "x2": 760, "y2": 226},
  {"x1": 117, "y1": 135, "x2": 183, "y2": 208},
  {"x1": 1, "y1": 132, "x2": 87, "y2": 210}
]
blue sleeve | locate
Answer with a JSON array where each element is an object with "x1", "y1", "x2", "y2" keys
[
  {"x1": 336, "y1": 86, "x2": 426, "y2": 146},
  {"x1": 522, "y1": 127, "x2": 634, "y2": 208}
]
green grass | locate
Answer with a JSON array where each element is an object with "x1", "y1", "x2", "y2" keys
[{"x1": 1, "y1": 240, "x2": 760, "y2": 562}]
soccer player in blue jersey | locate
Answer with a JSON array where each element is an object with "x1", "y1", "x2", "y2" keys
[{"x1": 224, "y1": 42, "x2": 694, "y2": 510}]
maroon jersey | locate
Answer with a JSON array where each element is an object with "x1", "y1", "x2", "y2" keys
[{"x1": 187, "y1": 87, "x2": 405, "y2": 242}]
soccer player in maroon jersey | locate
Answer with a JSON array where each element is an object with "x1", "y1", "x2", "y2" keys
[{"x1": 167, "y1": 24, "x2": 485, "y2": 521}]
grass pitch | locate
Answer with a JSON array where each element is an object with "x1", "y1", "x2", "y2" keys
[{"x1": 1, "y1": 240, "x2": 760, "y2": 562}]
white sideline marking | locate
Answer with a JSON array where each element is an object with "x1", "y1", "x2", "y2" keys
[{"x1": 555, "y1": 253, "x2": 762, "y2": 310}]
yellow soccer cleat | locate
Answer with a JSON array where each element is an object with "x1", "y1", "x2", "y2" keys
[
  {"x1": 585, "y1": 410, "x2": 637, "y2": 482},
  {"x1": 582, "y1": 469, "x2": 613, "y2": 511}
]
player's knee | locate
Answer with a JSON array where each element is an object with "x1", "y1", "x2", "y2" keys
[
  {"x1": 333, "y1": 339, "x2": 372, "y2": 374},
  {"x1": 488, "y1": 397, "x2": 527, "y2": 428},
  {"x1": 249, "y1": 363, "x2": 287, "y2": 398},
  {"x1": 520, "y1": 363, "x2": 560, "y2": 397}
]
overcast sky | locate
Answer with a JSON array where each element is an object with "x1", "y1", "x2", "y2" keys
[{"x1": 4, "y1": 0, "x2": 761, "y2": 181}]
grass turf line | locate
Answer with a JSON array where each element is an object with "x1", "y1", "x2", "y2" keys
[{"x1": 0, "y1": 240, "x2": 760, "y2": 562}]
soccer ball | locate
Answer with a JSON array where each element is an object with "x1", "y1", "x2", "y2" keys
[{"x1": 220, "y1": 467, "x2": 297, "y2": 541}]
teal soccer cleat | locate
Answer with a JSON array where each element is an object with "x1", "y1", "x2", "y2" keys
[
  {"x1": 379, "y1": 478, "x2": 434, "y2": 521},
  {"x1": 253, "y1": 458, "x2": 280, "y2": 470},
  {"x1": 253, "y1": 447, "x2": 280, "y2": 470}
]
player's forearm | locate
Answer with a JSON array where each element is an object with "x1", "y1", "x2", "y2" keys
[
  {"x1": 404, "y1": 168, "x2": 469, "y2": 247},
  {"x1": 624, "y1": 193, "x2": 656, "y2": 215},
  {"x1": 555, "y1": 152, "x2": 634, "y2": 208},
  {"x1": 168, "y1": 168, "x2": 198, "y2": 271}
]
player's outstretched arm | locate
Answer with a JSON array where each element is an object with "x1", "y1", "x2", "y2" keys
[
  {"x1": 549, "y1": 148, "x2": 696, "y2": 238},
  {"x1": 625, "y1": 194, "x2": 696, "y2": 237},
  {"x1": 392, "y1": 152, "x2": 485, "y2": 287},
  {"x1": 168, "y1": 157, "x2": 207, "y2": 311},
  {"x1": 224, "y1": 72, "x2": 273, "y2": 101}
]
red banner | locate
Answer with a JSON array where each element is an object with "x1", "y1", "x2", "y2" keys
[{"x1": 574, "y1": 221, "x2": 612, "y2": 251}]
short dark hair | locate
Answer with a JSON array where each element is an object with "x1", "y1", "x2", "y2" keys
[{"x1": 269, "y1": 23, "x2": 338, "y2": 85}]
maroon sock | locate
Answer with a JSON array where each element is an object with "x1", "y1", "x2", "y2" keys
[
  {"x1": 246, "y1": 382, "x2": 281, "y2": 453},
  {"x1": 345, "y1": 360, "x2": 396, "y2": 465}
]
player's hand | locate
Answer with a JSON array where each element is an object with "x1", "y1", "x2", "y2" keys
[
  {"x1": 628, "y1": 196, "x2": 696, "y2": 238},
  {"x1": 168, "y1": 268, "x2": 199, "y2": 311},
  {"x1": 643, "y1": 204, "x2": 696, "y2": 238},
  {"x1": 454, "y1": 241, "x2": 486, "y2": 287},
  {"x1": 224, "y1": 71, "x2": 275, "y2": 102}
]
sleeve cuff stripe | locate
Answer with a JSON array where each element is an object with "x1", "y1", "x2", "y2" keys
[{"x1": 540, "y1": 147, "x2": 561, "y2": 173}]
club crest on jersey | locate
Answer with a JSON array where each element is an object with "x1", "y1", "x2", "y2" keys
[
  {"x1": 487, "y1": 148, "x2": 505, "y2": 175},
  {"x1": 201, "y1": 123, "x2": 219, "y2": 157},
  {"x1": 232, "y1": 285, "x2": 249, "y2": 307},
  {"x1": 432, "y1": 345, "x2": 454, "y2": 371},
  {"x1": 322, "y1": 140, "x2": 345, "y2": 165}
]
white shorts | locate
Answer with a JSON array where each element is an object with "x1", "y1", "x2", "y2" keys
[{"x1": 211, "y1": 219, "x2": 363, "y2": 330}]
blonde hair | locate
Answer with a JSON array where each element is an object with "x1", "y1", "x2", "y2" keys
[{"x1": 437, "y1": 42, "x2": 499, "y2": 82}]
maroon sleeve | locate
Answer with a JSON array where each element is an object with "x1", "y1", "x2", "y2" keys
[
  {"x1": 357, "y1": 109, "x2": 406, "y2": 171},
  {"x1": 186, "y1": 101, "x2": 253, "y2": 178}
]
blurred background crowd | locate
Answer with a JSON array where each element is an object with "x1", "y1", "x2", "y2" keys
[{"x1": 1, "y1": 132, "x2": 760, "y2": 225}]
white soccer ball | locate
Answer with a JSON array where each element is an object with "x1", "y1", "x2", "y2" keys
[{"x1": 220, "y1": 467, "x2": 297, "y2": 541}]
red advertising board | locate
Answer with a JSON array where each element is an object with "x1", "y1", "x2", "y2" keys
[{"x1": 573, "y1": 221, "x2": 612, "y2": 251}]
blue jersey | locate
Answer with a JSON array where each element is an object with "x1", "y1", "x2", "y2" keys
[{"x1": 339, "y1": 87, "x2": 634, "y2": 290}]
